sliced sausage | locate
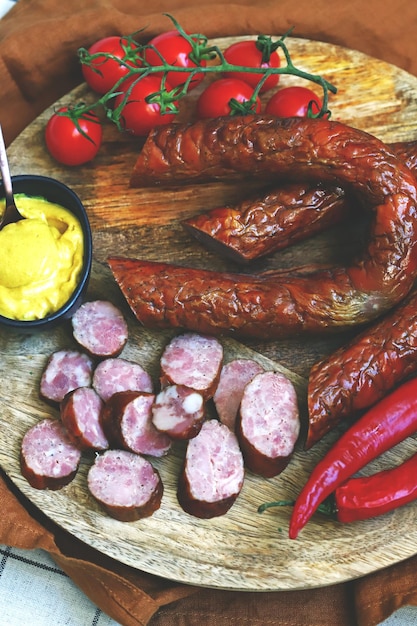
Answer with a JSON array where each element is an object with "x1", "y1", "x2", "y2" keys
[
  {"x1": 20, "y1": 418, "x2": 82, "y2": 490},
  {"x1": 60, "y1": 386, "x2": 108, "y2": 451},
  {"x1": 152, "y1": 384, "x2": 205, "y2": 440},
  {"x1": 177, "y1": 419, "x2": 244, "y2": 518},
  {"x1": 183, "y1": 183, "x2": 349, "y2": 263},
  {"x1": 87, "y1": 449, "x2": 163, "y2": 521},
  {"x1": 160, "y1": 332, "x2": 223, "y2": 400},
  {"x1": 72, "y1": 300, "x2": 128, "y2": 358},
  {"x1": 40, "y1": 350, "x2": 94, "y2": 405},
  {"x1": 92, "y1": 357, "x2": 153, "y2": 402},
  {"x1": 213, "y1": 358, "x2": 264, "y2": 431},
  {"x1": 101, "y1": 390, "x2": 172, "y2": 457},
  {"x1": 237, "y1": 371, "x2": 300, "y2": 477}
]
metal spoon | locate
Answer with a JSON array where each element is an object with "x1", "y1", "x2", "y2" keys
[{"x1": 0, "y1": 124, "x2": 24, "y2": 230}]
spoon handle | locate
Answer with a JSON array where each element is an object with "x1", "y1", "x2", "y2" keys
[{"x1": 0, "y1": 124, "x2": 14, "y2": 204}]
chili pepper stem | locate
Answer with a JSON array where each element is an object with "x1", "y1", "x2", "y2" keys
[
  {"x1": 258, "y1": 500, "x2": 295, "y2": 513},
  {"x1": 259, "y1": 497, "x2": 338, "y2": 519}
]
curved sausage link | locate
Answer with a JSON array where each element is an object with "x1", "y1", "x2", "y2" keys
[
  {"x1": 122, "y1": 116, "x2": 417, "y2": 338},
  {"x1": 182, "y1": 139, "x2": 417, "y2": 264},
  {"x1": 389, "y1": 139, "x2": 417, "y2": 173},
  {"x1": 306, "y1": 289, "x2": 417, "y2": 448}
]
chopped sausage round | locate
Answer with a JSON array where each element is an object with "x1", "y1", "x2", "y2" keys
[
  {"x1": 92, "y1": 357, "x2": 153, "y2": 402},
  {"x1": 39, "y1": 350, "x2": 94, "y2": 405},
  {"x1": 213, "y1": 358, "x2": 264, "y2": 431},
  {"x1": 20, "y1": 418, "x2": 82, "y2": 490},
  {"x1": 87, "y1": 449, "x2": 163, "y2": 521},
  {"x1": 101, "y1": 390, "x2": 172, "y2": 457},
  {"x1": 237, "y1": 371, "x2": 300, "y2": 477},
  {"x1": 160, "y1": 332, "x2": 223, "y2": 399},
  {"x1": 152, "y1": 384, "x2": 205, "y2": 440},
  {"x1": 177, "y1": 419, "x2": 244, "y2": 518},
  {"x1": 72, "y1": 300, "x2": 129, "y2": 358},
  {"x1": 60, "y1": 386, "x2": 108, "y2": 451}
]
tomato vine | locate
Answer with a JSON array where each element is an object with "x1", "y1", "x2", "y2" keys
[{"x1": 67, "y1": 14, "x2": 336, "y2": 131}]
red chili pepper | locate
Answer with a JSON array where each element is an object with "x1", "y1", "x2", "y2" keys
[
  {"x1": 286, "y1": 376, "x2": 417, "y2": 539},
  {"x1": 334, "y1": 451, "x2": 417, "y2": 523},
  {"x1": 259, "y1": 451, "x2": 417, "y2": 524}
]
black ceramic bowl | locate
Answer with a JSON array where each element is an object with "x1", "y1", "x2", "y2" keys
[{"x1": 0, "y1": 175, "x2": 93, "y2": 332}]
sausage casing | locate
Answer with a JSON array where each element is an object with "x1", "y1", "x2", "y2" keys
[
  {"x1": 119, "y1": 116, "x2": 417, "y2": 338},
  {"x1": 307, "y1": 289, "x2": 417, "y2": 447}
]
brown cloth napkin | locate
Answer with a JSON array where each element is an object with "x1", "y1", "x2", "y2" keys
[{"x1": 2, "y1": 1, "x2": 417, "y2": 625}]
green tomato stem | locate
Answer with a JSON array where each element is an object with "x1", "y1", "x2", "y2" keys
[{"x1": 74, "y1": 14, "x2": 337, "y2": 128}]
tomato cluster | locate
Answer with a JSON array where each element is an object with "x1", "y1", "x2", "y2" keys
[{"x1": 45, "y1": 31, "x2": 324, "y2": 166}]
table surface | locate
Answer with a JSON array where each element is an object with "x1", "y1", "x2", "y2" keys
[{"x1": 1, "y1": 1, "x2": 417, "y2": 624}]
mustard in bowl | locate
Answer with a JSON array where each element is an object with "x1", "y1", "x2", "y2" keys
[{"x1": 0, "y1": 175, "x2": 92, "y2": 331}]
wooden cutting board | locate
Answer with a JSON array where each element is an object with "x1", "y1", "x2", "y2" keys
[{"x1": 1, "y1": 36, "x2": 417, "y2": 591}]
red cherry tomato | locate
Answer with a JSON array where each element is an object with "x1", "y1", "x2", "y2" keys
[
  {"x1": 265, "y1": 86, "x2": 323, "y2": 118},
  {"x1": 197, "y1": 78, "x2": 261, "y2": 118},
  {"x1": 82, "y1": 36, "x2": 141, "y2": 95},
  {"x1": 113, "y1": 76, "x2": 178, "y2": 136},
  {"x1": 144, "y1": 30, "x2": 206, "y2": 90},
  {"x1": 45, "y1": 107, "x2": 103, "y2": 166},
  {"x1": 223, "y1": 40, "x2": 281, "y2": 93}
]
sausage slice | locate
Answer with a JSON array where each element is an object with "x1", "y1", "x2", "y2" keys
[
  {"x1": 213, "y1": 358, "x2": 264, "y2": 431},
  {"x1": 87, "y1": 449, "x2": 163, "y2": 521},
  {"x1": 177, "y1": 419, "x2": 244, "y2": 518},
  {"x1": 92, "y1": 357, "x2": 153, "y2": 401},
  {"x1": 160, "y1": 332, "x2": 223, "y2": 400},
  {"x1": 237, "y1": 371, "x2": 300, "y2": 477},
  {"x1": 101, "y1": 390, "x2": 172, "y2": 457},
  {"x1": 72, "y1": 300, "x2": 128, "y2": 358},
  {"x1": 40, "y1": 350, "x2": 94, "y2": 404},
  {"x1": 20, "y1": 418, "x2": 82, "y2": 490},
  {"x1": 60, "y1": 386, "x2": 108, "y2": 451},
  {"x1": 152, "y1": 384, "x2": 205, "y2": 440}
]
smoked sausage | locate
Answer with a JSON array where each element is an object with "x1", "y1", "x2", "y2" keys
[
  {"x1": 307, "y1": 288, "x2": 417, "y2": 448},
  {"x1": 389, "y1": 139, "x2": 417, "y2": 174},
  {"x1": 117, "y1": 116, "x2": 417, "y2": 338},
  {"x1": 181, "y1": 140, "x2": 417, "y2": 265},
  {"x1": 183, "y1": 183, "x2": 348, "y2": 264}
]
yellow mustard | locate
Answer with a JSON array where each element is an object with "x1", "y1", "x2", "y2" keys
[{"x1": 0, "y1": 194, "x2": 84, "y2": 320}]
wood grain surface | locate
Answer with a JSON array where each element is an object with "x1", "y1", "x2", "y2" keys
[{"x1": 1, "y1": 36, "x2": 417, "y2": 591}]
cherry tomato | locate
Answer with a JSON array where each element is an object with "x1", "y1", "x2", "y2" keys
[
  {"x1": 82, "y1": 36, "x2": 141, "y2": 95},
  {"x1": 265, "y1": 86, "x2": 323, "y2": 118},
  {"x1": 197, "y1": 78, "x2": 261, "y2": 119},
  {"x1": 223, "y1": 40, "x2": 281, "y2": 93},
  {"x1": 45, "y1": 107, "x2": 103, "y2": 166},
  {"x1": 113, "y1": 76, "x2": 178, "y2": 136},
  {"x1": 144, "y1": 30, "x2": 206, "y2": 90}
]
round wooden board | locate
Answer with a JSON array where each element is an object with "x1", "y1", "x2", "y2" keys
[{"x1": 2, "y1": 36, "x2": 417, "y2": 592}]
